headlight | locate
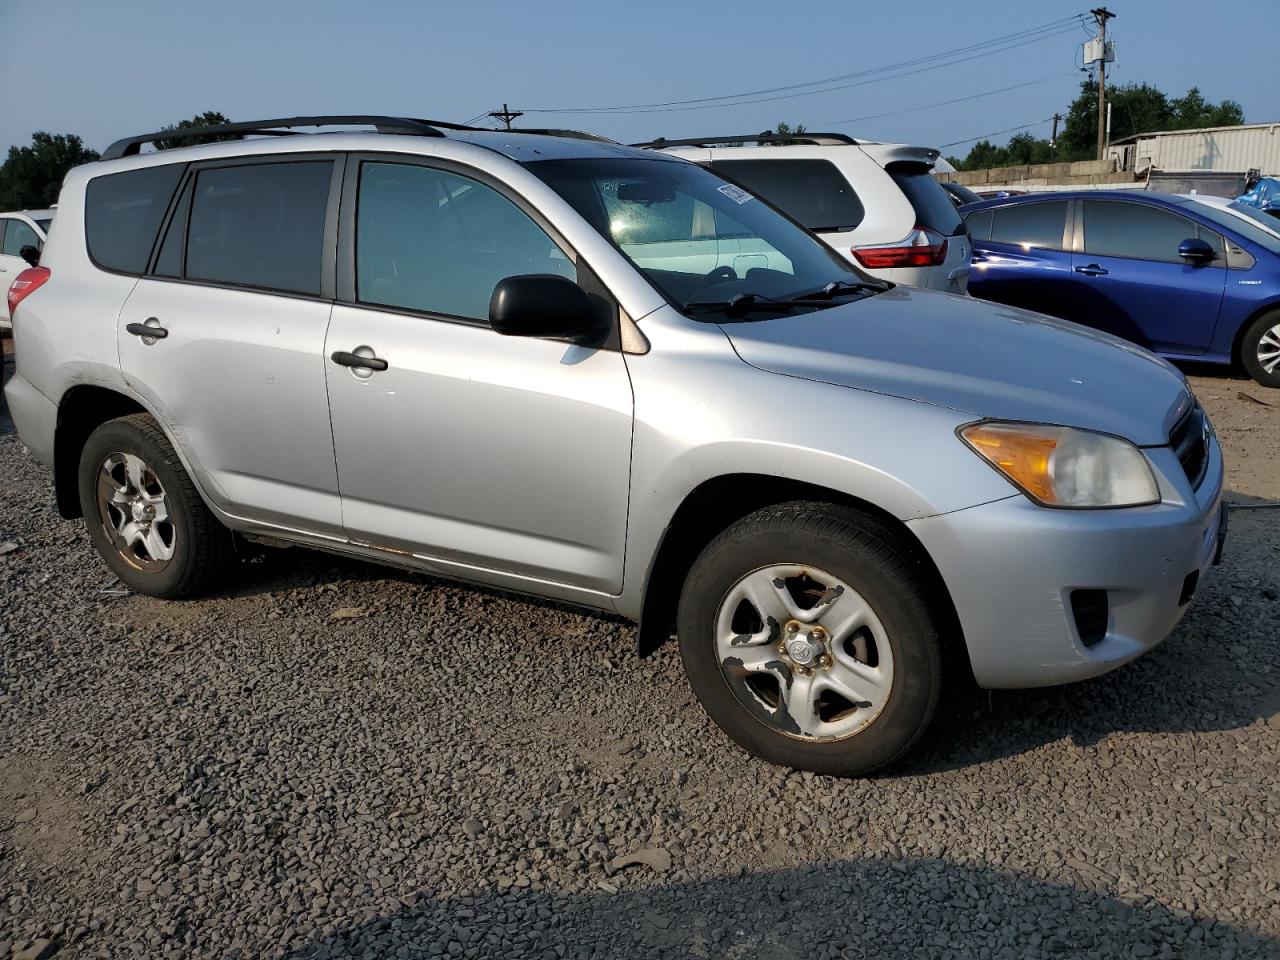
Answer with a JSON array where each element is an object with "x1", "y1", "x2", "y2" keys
[{"x1": 960, "y1": 422, "x2": 1159, "y2": 508}]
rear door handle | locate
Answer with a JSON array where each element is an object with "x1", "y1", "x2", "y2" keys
[
  {"x1": 1074, "y1": 264, "x2": 1109, "y2": 277},
  {"x1": 331, "y1": 350, "x2": 389, "y2": 372},
  {"x1": 126, "y1": 319, "x2": 169, "y2": 339}
]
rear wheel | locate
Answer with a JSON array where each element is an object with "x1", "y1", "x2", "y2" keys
[
  {"x1": 677, "y1": 502, "x2": 945, "y2": 776},
  {"x1": 1240, "y1": 309, "x2": 1280, "y2": 388},
  {"x1": 78, "y1": 413, "x2": 231, "y2": 598}
]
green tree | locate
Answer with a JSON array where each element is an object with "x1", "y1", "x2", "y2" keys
[
  {"x1": 0, "y1": 132, "x2": 100, "y2": 209},
  {"x1": 953, "y1": 79, "x2": 1248, "y2": 171},
  {"x1": 153, "y1": 111, "x2": 236, "y2": 151},
  {"x1": 1060, "y1": 80, "x2": 1244, "y2": 159},
  {"x1": 767, "y1": 121, "x2": 808, "y2": 145},
  {"x1": 1169, "y1": 87, "x2": 1244, "y2": 129}
]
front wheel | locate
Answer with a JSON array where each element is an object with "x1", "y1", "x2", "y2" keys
[
  {"x1": 677, "y1": 502, "x2": 945, "y2": 775},
  {"x1": 78, "y1": 413, "x2": 231, "y2": 598},
  {"x1": 1241, "y1": 309, "x2": 1280, "y2": 388}
]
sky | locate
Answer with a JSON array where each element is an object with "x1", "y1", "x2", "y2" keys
[{"x1": 1, "y1": 0, "x2": 1274, "y2": 160}]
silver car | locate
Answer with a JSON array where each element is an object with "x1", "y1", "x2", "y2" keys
[{"x1": 3, "y1": 116, "x2": 1226, "y2": 775}]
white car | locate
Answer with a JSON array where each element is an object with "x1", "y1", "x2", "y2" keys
[
  {"x1": 1, "y1": 209, "x2": 54, "y2": 331},
  {"x1": 1184, "y1": 193, "x2": 1280, "y2": 238},
  {"x1": 639, "y1": 133, "x2": 972, "y2": 294}
]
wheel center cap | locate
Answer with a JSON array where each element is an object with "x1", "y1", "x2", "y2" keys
[
  {"x1": 786, "y1": 635, "x2": 823, "y2": 666},
  {"x1": 130, "y1": 501, "x2": 154, "y2": 523}
]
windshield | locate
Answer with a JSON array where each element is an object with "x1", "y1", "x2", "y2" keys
[
  {"x1": 1192, "y1": 200, "x2": 1280, "y2": 255},
  {"x1": 524, "y1": 157, "x2": 874, "y2": 314},
  {"x1": 36, "y1": 219, "x2": 52, "y2": 233}
]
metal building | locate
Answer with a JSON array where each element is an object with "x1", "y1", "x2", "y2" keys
[{"x1": 1108, "y1": 122, "x2": 1280, "y2": 176}]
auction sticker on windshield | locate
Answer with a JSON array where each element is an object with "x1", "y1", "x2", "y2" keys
[{"x1": 717, "y1": 183, "x2": 754, "y2": 204}]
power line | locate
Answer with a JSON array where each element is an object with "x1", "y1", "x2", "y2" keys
[
  {"x1": 822, "y1": 73, "x2": 1075, "y2": 127},
  {"x1": 939, "y1": 117, "x2": 1056, "y2": 149},
  {"x1": 532, "y1": 24, "x2": 1087, "y2": 117},
  {"x1": 521, "y1": 15, "x2": 1090, "y2": 115}
]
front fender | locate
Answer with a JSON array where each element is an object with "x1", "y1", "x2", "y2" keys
[{"x1": 615, "y1": 312, "x2": 1015, "y2": 618}]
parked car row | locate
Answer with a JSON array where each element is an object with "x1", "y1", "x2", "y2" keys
[{"x1": 2, "y1": 116, "x2": 1227, "y2": 776}]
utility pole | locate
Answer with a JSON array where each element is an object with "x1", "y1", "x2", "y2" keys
[
  {"x1": 1051, "y1": 112, "x2": 1061, "y2": 163},
  {"x1": 487, "y1": 103, "x2": 524, "y2": 130},
  {"x1": 1092, "y1": 7, "x2": 1115, "y2": 161}
]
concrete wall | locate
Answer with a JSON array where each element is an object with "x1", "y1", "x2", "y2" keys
[{"x1": 939, "y1": 159, "x2": 1133, "y2": 190}]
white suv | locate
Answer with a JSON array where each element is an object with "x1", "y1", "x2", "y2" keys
[
  {"x1": 641, "y1": 133, "x2": 971, "y2": 293},
  {"x1": 0, "y1": 209, "x2": 53, "y2": 331}
]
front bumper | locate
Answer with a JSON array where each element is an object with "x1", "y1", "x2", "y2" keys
[{"x1": 908, "y1": 436, "x2": 1224, "y2": 689}]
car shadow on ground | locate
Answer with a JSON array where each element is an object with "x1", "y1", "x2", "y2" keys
[
  {"x1": 285, "y1": 855, "x2": 1276, "y2": 958},
  {"x1": 194, "y1": 476, "x2": 1280, "y2": 780}
]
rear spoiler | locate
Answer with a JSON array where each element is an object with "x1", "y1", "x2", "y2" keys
[{"x1": 862, "y1": 144, "x2": 942, "y2": 170}]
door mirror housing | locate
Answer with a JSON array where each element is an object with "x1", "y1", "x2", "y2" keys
[
  {"x1": 1177, "y1": 238, "x2": 1215, "y2": 264},
  {"x1": 489, "y1": 274, "x2": 601, "y2": 343},
  {"x1": 19, "y1": 244, "x2": 40, "y2": 268}
]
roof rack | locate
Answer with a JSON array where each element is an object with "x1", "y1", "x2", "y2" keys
[
  {"x1": 101, "y1": 115, "x2": 619, "y2": 161},
  {"x1": 100, "y1": 115, "x2": 458, "y2": 161},
  {"x1": 631, "y1": 131, "x2": 860, "y2": 149}
]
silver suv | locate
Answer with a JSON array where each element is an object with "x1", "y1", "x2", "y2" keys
[{"x1": 4, "y1": 116, "x2": 1226, "y2": 775}]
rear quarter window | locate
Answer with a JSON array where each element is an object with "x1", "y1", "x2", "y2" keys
[
  {"x1": 711, "y1": 159, "x2": 865, "y2": 233},
  {"x1": 887, "y1": 165, "x2": 965, "y2": 237},
  {"x1": 85, "y1": 164, "x2": 186, "y2": 274}
]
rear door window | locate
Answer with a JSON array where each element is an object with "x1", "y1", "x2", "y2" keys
[
  {"x1": 185, "y1": 161, "x2": 333, "y2": 295},
  {"x1": 85, "y1": 164, "x2": 186, "y2": 274},
  {"x1": 887, "y1": 165, "x2": 965, "y2": 237},
  {"x1": 1082, "y1": 200, "x2": 1202, "y2": 263},
  {"x1": 3, "y1": 219, "x2": 41, "y2": 255},
  {"x1": 988, "y1": 201, "x2": 1069, "y2": 250},
  {"x1": 711, "y1": 159, "x2": 865, "y2": 232}
]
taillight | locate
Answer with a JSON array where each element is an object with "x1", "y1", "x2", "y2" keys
[
  {"x1": 852, "y1": 227, "x2": 948, "y2": 269},
  {"x1": 7, "y1": 267, "x2": 50, "y2": 317}
]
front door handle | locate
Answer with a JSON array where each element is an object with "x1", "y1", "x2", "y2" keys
[
  {"x1": 126, "y1": 319, "x2": 169, "y2": 340},
  {"x1": 331, "y1": 350, "x2": 389, "y2": 372},
  {"x1": 1074, "y1": 264, "x2": 1109, "y2": 277}
]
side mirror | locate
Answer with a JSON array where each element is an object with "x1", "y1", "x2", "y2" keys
[
  {"x1": 489, "y1": 274, "x2": 600, "y2": 343},
  {"x1": 19, "y1": 245, "x2": 40, "y2": 268},
  {"x1": 1177, "y1": 238, "x2": 1215, "y2": 264}
]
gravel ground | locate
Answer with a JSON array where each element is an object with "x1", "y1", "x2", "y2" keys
[{"x1": 2, "y1": 342, "x2": 1278, "y2": 959}]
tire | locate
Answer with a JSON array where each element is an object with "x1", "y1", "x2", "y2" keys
[
  {"x1": 676, "y1": 502, "x2": 945, "y2": 776},
  {"x1": 78, "y1": 413, "x2": 231, "y2": 598},
  {"x1": 1240, "y1": 309, "x2": 1280, "y2": 389}
]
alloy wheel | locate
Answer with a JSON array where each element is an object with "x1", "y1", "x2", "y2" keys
[
  {"x1": 1257, "y1": 322, "x2": 1280, "y2": 374},
  {"x1": 95, "y1": 452, "x2": 176, "y2": 573},
  {"x1": 714, "y1": 564, "x2": 894, "y2": 741}
]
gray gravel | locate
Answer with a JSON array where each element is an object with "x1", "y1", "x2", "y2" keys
[{"x1": 2, "y1": 353, "x2": 1278, "y2": 959}]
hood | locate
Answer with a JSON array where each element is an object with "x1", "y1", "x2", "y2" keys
[{"x1": 722, "y1": 287, "x2": 1192, "y2": 446}]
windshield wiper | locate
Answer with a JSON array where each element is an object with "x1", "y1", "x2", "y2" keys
[
  {"x1": 795, "y1": 279, "x2": 891, "y2": 300},
  {"x1": 685, "y1": 292, "x2": 831, "y2": 319}
]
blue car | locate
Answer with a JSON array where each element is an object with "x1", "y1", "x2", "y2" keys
[{"x1": 963, "y1": 190, "x2": 1280, "y2": 387}]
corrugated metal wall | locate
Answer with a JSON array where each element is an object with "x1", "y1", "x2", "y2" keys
[{"x1": 1130, "y1": 125, "x2": 1280, "y2": 175}]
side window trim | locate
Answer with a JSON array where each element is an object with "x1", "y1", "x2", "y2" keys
[
  {"x1": 335, "y1": 152, "x2": 599, "y2": 332},
  {"x1": 0, "y1": 220, "x2": 9, "y2": 255},
  {"x1": 143, "y1": 152, "x2": 345, "y2": 302}
]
